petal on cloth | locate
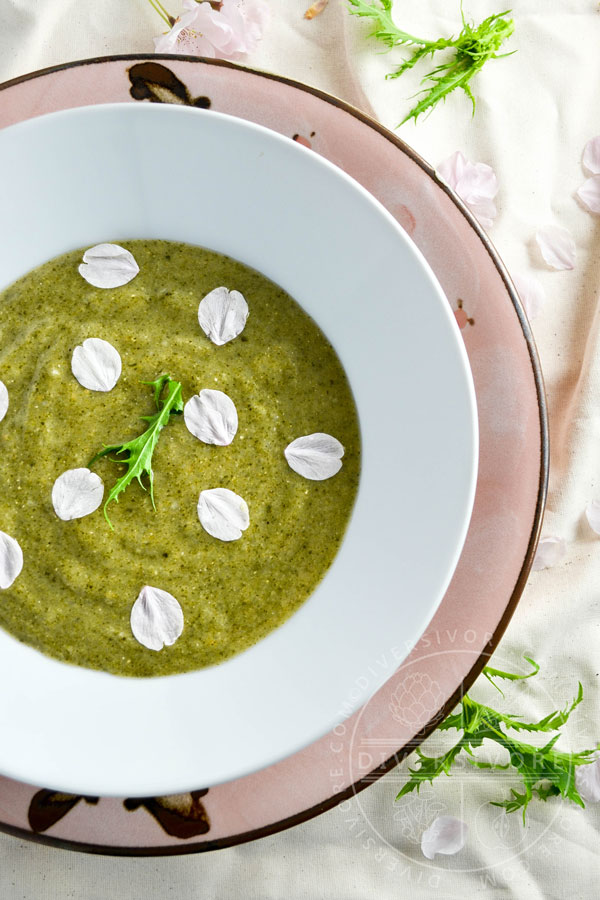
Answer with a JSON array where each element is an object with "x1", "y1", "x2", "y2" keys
[
  {"x1": 576, "y1": 758, "x2": 600, "y2": 803},
  {"x1": 577, "y1": 176, "x2": 600, "y2": 214},
  {"x1": 582, "y1": 136, "x2": 600, "y2": 175},
  {"x1": 531, "y1": 536, "x2": 566, "y2": 571},
  {"x1": 421, "y1": 816, "x2": 468, "y2": 859},
  {"x1": 535, "y1": 226, "x2": 576, "y2": 270},
  {"x1": 585, "y1": 500, "x2": 600, "y2": 535}
]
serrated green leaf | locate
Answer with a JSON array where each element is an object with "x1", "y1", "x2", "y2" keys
[
  {"x1": 347, "y1": 0, "x2": 423, "y2": 48},
  {"x1": 89, "y1": 374, "x2": 183, "y2": 528},
  {"x1": 395, "y1": 657, "x2": 598, "y2": 823},
  {"x1": 466, "y1": 758, "x2": 511, "y2": 770},
  {"x1": 483, "y1": 655, "x2": 540, "y2": 695},
  {"x1": 438, "y1": 711, "x2": 464, "y2": 731},
  {"x1": 347, "y1": 1, "x2": 515, "y2": 125}
]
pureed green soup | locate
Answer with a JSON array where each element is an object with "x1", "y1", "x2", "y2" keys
[{"x1": 0, "y1": 241, "x2": 360, "y2": 676}]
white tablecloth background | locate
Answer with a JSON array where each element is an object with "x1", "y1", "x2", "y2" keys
[{"x1": 0, "y1": 1, "x2": 599, "y2": 896}]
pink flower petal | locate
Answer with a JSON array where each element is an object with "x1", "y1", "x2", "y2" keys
[
  {"x1": 184, "y1": 389, "x2": 238, "y2": 446},
  {"x1": 577, "y1": 176, "x2": 600, "y2": 214},
  {"x1": 197, "y1": 488, "x2": 250, "y2": 541},
  {"x1": 583, "y1": 136, "x2": 600, "y2": 175},
  {"x1": 531, "y1": 536, "x2": 566, "y2": 571},
  {"x1": 535, "y1": 226, "x2": 576, "y2": 270},
  {"x1": 511, "y1": 273, "x2": 546, "y2": 321},
  {"x1": 421, "y1": 816, "x2": 468, "y2": 859},
  {"x1": 0, "y1": 531, "x2": 23, "y2": 590},
  {"x1": 284, "y1": 433, "x2": 344, "y2": 480},
  {"x1": 153, "y1": 8, "x2": 199, "y2": 53},
  {"x1": 585, "y1": 500, "x2": 600, "y2": 535},
  {"x1": 52, "y1": 468, "x2": 104, "y2": 521},
  {"x1": 155, "y1": 0, "x2": 267, "y2": 60},
  {"x1": 130, "y1": 585, "x2": 184, "y2": 651},
  {"x1": 576, "y1": 758, "x2": 600, "y2": 804},
  {"x1": 0, "y1": 380, "x2": 8, "y2": 424},
  {"x1": 437, "y1": 151, "x2": 498, "y2": 229}
]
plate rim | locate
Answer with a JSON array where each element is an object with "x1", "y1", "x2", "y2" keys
[{"x1": 0, "y1": 53, "x2": 548, "y2": 856}]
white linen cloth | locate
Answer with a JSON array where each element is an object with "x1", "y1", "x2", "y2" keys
[{"x1": 0, "y1": 1, "x2": 599, "y2": 896}]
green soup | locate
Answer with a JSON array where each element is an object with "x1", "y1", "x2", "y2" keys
[{"x1": 0, "y1": 240, "x2": 360, "y2": 676}]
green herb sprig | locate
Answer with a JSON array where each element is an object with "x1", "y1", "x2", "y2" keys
[
  {"x1": 89, "y1": 374, "x2": 183, "y2": 528},
  {"x1": 348, "y1": 0, "x2": 515, "y2": 125},
  {"x1": 396, "y1": 657, "x2": 598, "y2": 822}
]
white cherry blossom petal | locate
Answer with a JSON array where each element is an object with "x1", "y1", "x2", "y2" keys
[
  {"x1": 71, "y1": 338, "x2": 122, "y2": 392},
  {"x1": 198, "y1": 286, "x2": 249, "y2": 345},
  {"x1": 576, "y1": 758, "x2": 600, "y2": 803},
  {"x1": 535, "y1": 226, "x2": 576, "y2": 270},
  {"x1": 585, "y1": 500, "x2": 600, "y2": 535},
  {"x1": 531, "y1": 536, "x2": 566, "y2": 571},
  {"x1": 577, "y1": 176, "x2": 600, "y2": 214},
  {"x1": 583, "y1": 136, "x2": 600, "y2": 175},
  {"x1": 512, "y1": 273, "x2": 546, "y2": 321},
  {"x1": 78, "y1": 243, "x2": 139, "y2": 289},
  {"x1": 0, "y1": 531, "x2": 23, "y2": 589},
  {"x1": 437, "y1": 151, "x2": 498, "y2": 228},
  {"x1": 184, "y1": 389, "x2": 238, "y2": 446},
  {"x1": 421, "y1": 816, "x2": 468, "y2": 860},
  {"x1": 130, "y1": 585, "x2": 184, "y2": 651},
  {"x1": 52, "y1": 468, "x2": 104, "y2": 521},
  {"x1": 198, "y1": 488, "x2": 250, "y2": 541},
  {"x1": 0, "y1": 380, "x2": 8, "y2": 423},
  {"x1": 284, "y1": 432, "x2": 344, "y2": 481}
]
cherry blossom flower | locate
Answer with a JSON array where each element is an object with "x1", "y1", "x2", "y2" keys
[
  {"x1": 437, "y1": 151, "x2": 498, "y2": 229},
  {"x1": 154, "y1": 0, "x2": 269, "y2": 59}
]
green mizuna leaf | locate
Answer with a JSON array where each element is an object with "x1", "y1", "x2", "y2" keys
[
  {"x1": 395, "y1": 657, "x2": 599, "y2": 822},
  {"x1": 483, "y1": 655, "x2": 540, "y2": 696},
  {"x1": 347, "y1": 1, "x2": 515, "y2": 124},
  {"x1": 89, "y1": 374, "x2": 183, "y2": 528}
]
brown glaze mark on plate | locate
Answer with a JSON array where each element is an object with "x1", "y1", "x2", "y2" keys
[
  {"x1": 28, "y1": 791, "x2": 99, "y2": 833},
  {"x1": 123, "y1": 790, "x2": 210, "y2": 839},
  {"x1": 28, "y1": 787, "x2": 211, "y2": 840},
  {"x1": 293, "y1": 130, "x2": 316, "y2": 148},
  {"x1": 454, "y1": 298, "x2": 475, "y2": 329},
  {"x1": 128, "y1": 62, "x2": 211, "y2": 108}
]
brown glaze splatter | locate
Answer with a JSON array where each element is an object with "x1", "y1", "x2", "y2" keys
[
  {"x1": 28, "y1": 791, "x2": 99, "y2": 833},
  {"x1": 128, "y1": 62, "x2": 211, "y2": 108},
  {"x1": 27, "y1": 786, "x2": 210, "y2": 839},
  {"x1": 292, "y1": 130, "x2": 316, "y2": 149},
  {"x1": 454, "y1": 298, "x2": 475, "y2": 329},
  {"x1": 123, "y1": 790, "x2": 210, "y2": 839}
]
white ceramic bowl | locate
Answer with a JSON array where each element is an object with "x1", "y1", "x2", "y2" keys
[{"x1": 0, "y1": 104, "x2": 477, "y2": 796}]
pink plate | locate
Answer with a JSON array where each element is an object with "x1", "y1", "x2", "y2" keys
[{"x1": 0, "y1": 56, "x2": 547, "y2": 855}]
